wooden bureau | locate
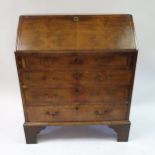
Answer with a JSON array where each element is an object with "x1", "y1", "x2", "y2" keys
[{"x1": 15, "y1": 15, "x2": 138, "y2": 143}]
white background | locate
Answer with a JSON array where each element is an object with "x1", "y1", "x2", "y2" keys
[{"x1": 0, "y1": 0, "x2": 155, "y2": 154}]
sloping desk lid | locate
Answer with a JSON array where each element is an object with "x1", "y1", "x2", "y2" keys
[{"x1": 16, "y1": 15, "x2": 137, "y2": 52}]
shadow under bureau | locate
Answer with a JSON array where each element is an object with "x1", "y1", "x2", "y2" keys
[{"x1": 15, "y1": 15, "x2": 138, "y2": 143}]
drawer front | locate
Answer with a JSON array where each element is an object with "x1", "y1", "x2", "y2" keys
[
  {"x1": 21, "y1": 69, "x2": 132, "y2": 87},
  {"x1": 23, "y1": 86, "x2": 129, "y2": 105},
  {"x1": 26, "y1": 104, "x2": 128, "y2": 122},
  {"x1": 17, "y1": 53, "x2": 133, "y2": 71}
]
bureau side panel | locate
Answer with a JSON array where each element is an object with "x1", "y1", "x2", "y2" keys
[
  {"x1": 15, "y1": 52, "x2": 28, "y2": 121},
  {"x1": 126, "y1": 50, "x2": 138, "y2": 119}
]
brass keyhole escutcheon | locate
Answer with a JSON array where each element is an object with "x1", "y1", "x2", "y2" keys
[
  {"x1": 73, "y1": 16, "x2": 79, "y2": 22},
  {"x1": 73, "y1": 71, "x2": 82, "y2": 80},
  {"x1": 75, "y1": 87, "x2": 80, "y2": 93},
  {"x1": 73, "y1": 57, "x2": 83, "y2": 64},
  {"x1": 75, "y1": 106, "x2": 79, "y2": 111}
]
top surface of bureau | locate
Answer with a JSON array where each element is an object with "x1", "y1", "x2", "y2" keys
[{"x1": 16, "y1": 14, "x2": 136, "y2": 52}]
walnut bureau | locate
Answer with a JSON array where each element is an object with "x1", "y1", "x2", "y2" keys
[{"x1": 15, "y1": 15, "x2": 137, "y2": 144}]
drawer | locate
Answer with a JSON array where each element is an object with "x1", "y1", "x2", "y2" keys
[
  {"x1": 16, "y1": 53, "x2": 134, "y2": 71},
  {"x1": 23, "y1": 86, "x2": 129, "y2": 105},
  {"x1": 20, "y1": 69, "x2": 132, "y2": 87},
  {"x1": 26, "y1": 104, "x2": 128, "y2": 122}
]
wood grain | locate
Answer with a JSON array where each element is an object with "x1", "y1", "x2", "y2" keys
[
  {"x1": 16, "y1": 52, "x2": 134, "y2": 70},
  {"x1": 15, "y1": 15, "x2": 138, "y2": 143},
  {"x1": 20, "y1": 69, "x2": 132, "y2": 87},
  {"x1": 16, "y1": 15, "x2": 136, "y2": 51},
  {"x1": 23, "y1": 85, "x2": 130, "y2": 105},
  {"x1": 26, "y1": 104, "x2": 128, "y2": 122}
]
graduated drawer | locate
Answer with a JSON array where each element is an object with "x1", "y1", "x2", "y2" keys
[
  {"x1": 26, "y1": 104, "x2": 128, "y2": 122},
  {"x1": 16, "y1": 52, "x2": 134, "y2": 71},
  {"x1": 23, "y1": 86, "x2": 130, "y2": 105},
  {"x1": 20, "y1": 69, "x2": 132, "y2": 87}
]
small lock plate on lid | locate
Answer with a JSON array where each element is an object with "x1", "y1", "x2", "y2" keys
[{"x1": 73, "y1": 16, "x2": 79, "y2": 22}]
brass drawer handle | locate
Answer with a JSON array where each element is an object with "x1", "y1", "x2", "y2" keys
[
  {"x1": 95, "y1": 110, "x2": 107, "y2": 116},
  {"x1": 73, "y1": 57, "x2": 83, "y2": 64},
  {"x1": 46, "y1": 111, "x2": 59, "y2": 117},
  {"x1": 96, "y1": 73, "x2": 104, "y2": 81},
  {"x1": 73, "y1": 71, "x2": 82, "y2": 80}
]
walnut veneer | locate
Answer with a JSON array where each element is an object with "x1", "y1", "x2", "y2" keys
[{"x1": 15, "y1": 15, "x2": 137, "y2": 143}]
